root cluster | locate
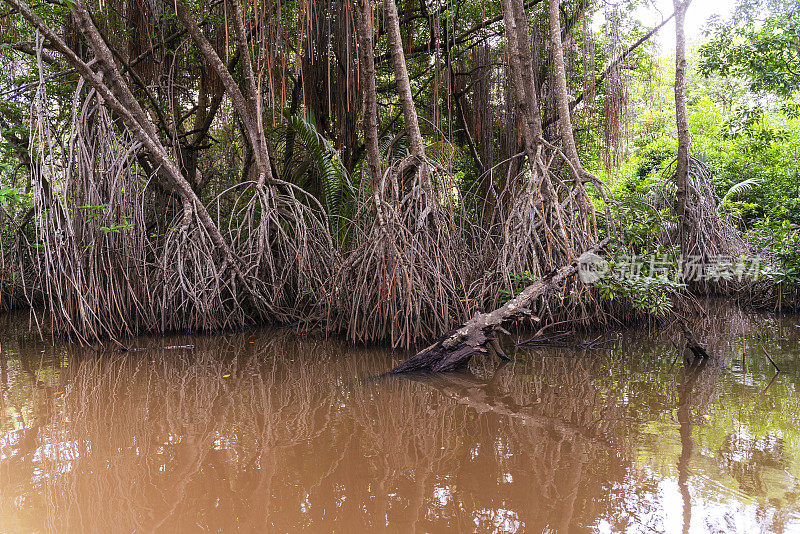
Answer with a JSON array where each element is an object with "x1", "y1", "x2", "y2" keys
[
  {"x1": 20, "y1": 106, "x2": 633, "y2": 348},
  {"x1": 652, "y1": 156, "x2": 745, "y2": 292},
  {"x1": 20, "y1": 91, "x2": 712, "y2": 349},
  {"x1": 331, "y1": 155, "x2": 475, "y2": 347}
]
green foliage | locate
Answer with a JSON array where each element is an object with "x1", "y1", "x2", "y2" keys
[
  {"x1": 749, "y1": 219, "x2": 800, "y2": 287},
  {"x1": 499, "y1": 271, "x2": 539, "y2": 302},
  {"x1": 616, "y1": 62, "x2": 800, "y2": 227},
  {"x1": 700, "y1": 0, "x2": 800, "y2": 97},
  {"x1": 593, "y1": 248, "x2": 686, "y2": 318},
  {"x1": 77, "y1": 204, "x2": 110, "y2": 221},
  {"x1": 99, "y1": 222, "x2": 134, "y2": 234},
  {"x1": 282, "y1": 108, "x2": 351, "y2": 219},
  {"x1": 594, "y1": 273, "x2": 682, "y2": 317},
  {"x1": 273, "y1": 108, "x2": 357, "y2": 242},
  {"x1": 610, "y1": 198, "x2": 670, "y2": 253},
  {"x1": 0, "y1": 186, "x2": 33, "y2": 212},
  {"x1": 634, "y1": 144, "x2": 673, "y2": 180}
]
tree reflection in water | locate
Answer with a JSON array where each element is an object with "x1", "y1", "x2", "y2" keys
[
  {"x1": 0, "y1": 302, "x2": 798, "y2": 533},
  {"x1": 676, "y1": 356, "x2": 722, "y2": 534}
]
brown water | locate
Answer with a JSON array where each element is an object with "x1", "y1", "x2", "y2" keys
[{"x1": 1, "y1": 302, "x2": 799, "y2": 533}]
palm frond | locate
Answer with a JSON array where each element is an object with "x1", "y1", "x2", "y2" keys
[
  {"x1": 380, "y1": 133, "x2": 410, "y2": 163},
  {"x1": 721, "y1": 177, "x2": 760, "y2": 204},
  {"x1": 283, "y1": 108, "x2": 351, "y2": 219}
]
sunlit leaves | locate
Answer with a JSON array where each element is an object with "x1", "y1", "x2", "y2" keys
[{"x1": 699, "y1": 0, "x2": 800, "y2": 97}]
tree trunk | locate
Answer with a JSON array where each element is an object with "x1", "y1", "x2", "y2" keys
[
  {"x1": 548, "y1": 0, "x2": 580, "y2": 166},
  {"x1": 548, "y1": 1, "x2": 587, "y2": 181},
  {"x1": 548, "y1": 0, "x2": 591, "y2": 218},
  {"x1": 384, "y1": 0, "x2": 426, "y2": 159},
  {"x1": 389, "y1": 238, "x2": 610, "y2": 373},
  {"x1": 356, "y1": 0, "x2": 382, "y2": 193},
  {"x1": 503, "y1": 0, "x2": 544, "y2": 155},
  {"x1": 673, "y1": 0, "x2": 692, "y2": 257},
  {"x1": 231, "y1": 0, "x2": 273, "y2": 186}
]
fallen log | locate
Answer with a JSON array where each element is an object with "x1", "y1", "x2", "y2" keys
[
  {"x1": 677, "y1": 317, "x2": 711, "y2": 363},
  {"x1": 390, "y1": 238, "x2": 611, "y2": 373}
]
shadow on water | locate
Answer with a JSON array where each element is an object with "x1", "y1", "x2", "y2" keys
[{"x1": 0, "y1": 300, "x2": 799, "y2": 532}]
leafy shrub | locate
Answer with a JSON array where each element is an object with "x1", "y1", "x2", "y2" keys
[
  {"x1": 594, "y1": 250, "x2": 686, "y2": 317},
  {"x1": 748, "y1": 219, "x2": 800, "y2": 289},
  {"x1": 595, "y1": 274, "x2": 683, "y2": 317}
]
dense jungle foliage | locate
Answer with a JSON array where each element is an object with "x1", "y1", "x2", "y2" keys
[{"x1": 0, "y1": 0, "x2": 797, "y2": 347}]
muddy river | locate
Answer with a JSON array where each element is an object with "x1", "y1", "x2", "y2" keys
[{"x1": 1, "y1": 301, "x2": 799, "y2": 532}]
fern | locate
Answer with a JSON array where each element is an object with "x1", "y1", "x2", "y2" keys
[
  {"x1": 721, "y1": 177, "x2": 760, "y2": 205},
  {"x1": 282, "y1": 109, "x2": 350, "y2": 220},
  {"x1": 379, "y1": 133, "x2": 409, "y2": 163}
]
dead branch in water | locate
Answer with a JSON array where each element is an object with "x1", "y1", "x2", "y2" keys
[
  {"x1": 761, "y1": 345, "x2": 783, "y2": 373},
  {"x1": 390, "y1": 238, "x2": 611, "y2": 373},
  {"x1": 677, "y1": 317, "x2": 711, "y2": 362},
  {"x1": 114, "y1": 344, "x2": 195, "y2": 353}
]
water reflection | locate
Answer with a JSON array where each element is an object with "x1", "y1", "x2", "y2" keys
[{"x1": 0, "y1": 301, "x2": 798, "y2": 532}]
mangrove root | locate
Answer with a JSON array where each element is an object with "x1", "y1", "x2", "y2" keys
[
  {"x1": 678, "y1": 318, "x2": 711, "y2": 362},
  {"x1": 389, "y1": 238, "x2": 611, "y2": 373}
]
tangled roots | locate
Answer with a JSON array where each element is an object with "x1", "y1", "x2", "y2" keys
[
  {"x1": 476, "y1": 146, "x2": 603, "y2": 324},
  {"x1": 652, "y1": 156, "x2": 745, "y2": 292},
  {"x1": 27, "y1": 89, "x2": 339, "y2": 342},
  {"x1": 155, "y1": 209, "x2": 247, "y2": 333},
  {"x1": 330, "y1": 156, "x2": 474, "y2": 348},
  {"x1": 27, "y1": 94, "x2": 154, "y2": 342},
  {"x1": 230, "y1": 182, "x2": 339, "y2": 326}
]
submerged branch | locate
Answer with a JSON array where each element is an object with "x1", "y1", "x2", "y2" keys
[{"x1": 390, "y1": 238, "x2": 611, "y2": 373}]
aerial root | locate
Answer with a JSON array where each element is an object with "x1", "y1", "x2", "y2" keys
[{"x1": 330, "y1": 157, "x2": 475, "y2": 348}]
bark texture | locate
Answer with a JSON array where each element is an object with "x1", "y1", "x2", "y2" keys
[
  {"x1": 356, "y1": 0, "x2": 382, "y2": 193},
  {"x1": 390, "y1": 238, "x2": 611, "y2": 373},
  {"x1": 503, "y1": 0, "x2": 543, "y2": 150},
  {"x1": 384, "y1": 0, "x2": 426, "y2": 159},
  {"x1": 547, "y1": 0, "x2": 591, "y2": 214},
  {"x1": 548, "y1": 0, "x2": 580, "y2": 167},
  {"x1": 673, "y1": 0, "x2": 693, "y2": 257}
]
